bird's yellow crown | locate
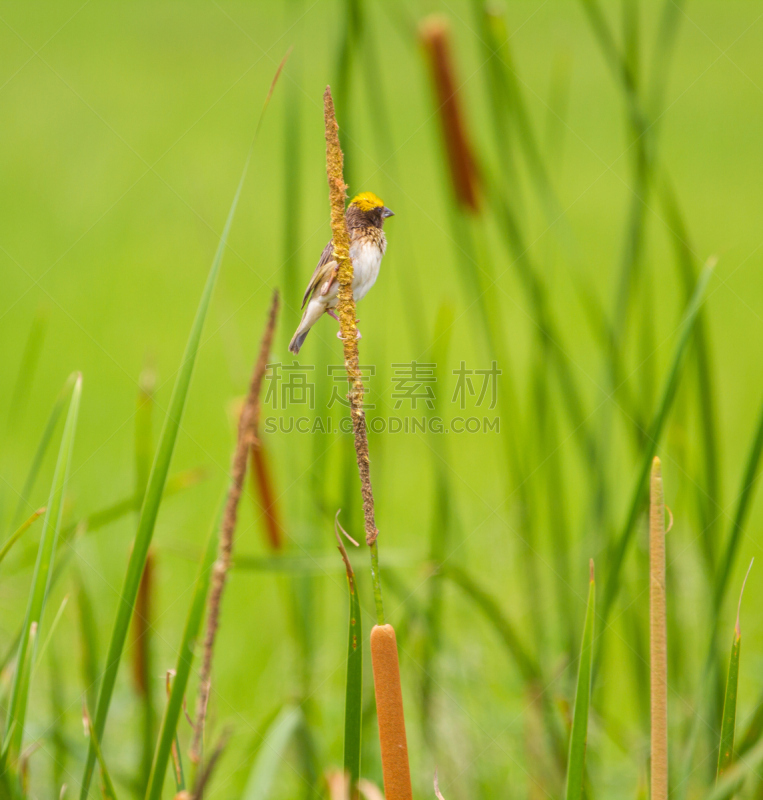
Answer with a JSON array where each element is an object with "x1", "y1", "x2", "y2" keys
[{"x1": 350, "y1": 192, "x2": 385, "y2": 212}]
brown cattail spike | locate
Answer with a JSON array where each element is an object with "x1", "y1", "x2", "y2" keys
[
  {"x1": 420, "y1": 16, "x2": 480, "y2": 213},
  {"x1": 650, "y1": 457, "x2": 668, "y2": 800},
  {"x1": 370, "y1": 625, "x2": 412, "y2": 800}
]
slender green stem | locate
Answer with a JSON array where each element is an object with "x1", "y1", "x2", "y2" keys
[
  {"x1": 717, "y1": 559, "x2": 753, "y2": 781},
  {"x1": 565, "y1": 562, "x2": 595, "y2": 800},
  {"x1": 370, "y1": 541, "x2": 385, "y2": 626},
  {"x1": 0, "y1": 508, "x2": 45, "y2": 567}
]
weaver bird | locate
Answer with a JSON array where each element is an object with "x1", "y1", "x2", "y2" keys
[{"x1": 288, "y1": 192, "x2": 394, "y2": 354}]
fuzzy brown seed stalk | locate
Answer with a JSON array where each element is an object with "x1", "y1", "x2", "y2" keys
[
  {"x1": 324, "y1": 86, "x2": 378, "y2": 549},
  {"x1": 370, "y1": 625, "x2": 413, "y2": 800},
  {"x1": 650, "y1": 457, "x2": 668, "y2": 800},
  {"x1": 190, "y1": 289, "x2": 279, "y2": 763},
  {"x1": 420, "y1": 16, "x2": 480, "y2": 213}
]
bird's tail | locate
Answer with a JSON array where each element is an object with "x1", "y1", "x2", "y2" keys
[{"x1": 288, "y1": 324, "x2": 310, "y2": 354}]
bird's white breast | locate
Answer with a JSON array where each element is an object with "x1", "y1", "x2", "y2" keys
[{"x1": 350, "y1": 235, "x2": 385, "y2": 302}]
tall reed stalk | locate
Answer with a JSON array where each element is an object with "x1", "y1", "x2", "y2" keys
[{"x1": 650, "y1": 457, "x2": 668, "y2": 800}]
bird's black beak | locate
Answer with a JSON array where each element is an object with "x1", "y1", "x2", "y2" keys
[{"x1": 382, "y1": 207, "x2": 395, "y2": 218}]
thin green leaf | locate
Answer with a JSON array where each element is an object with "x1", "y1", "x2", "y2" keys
[
  {"x1": 6, "y1": 374, "x2": 81, "y2": 762},
  {"x1": 420, "y1": 306, "x2": 456, "y2": 741},
  {"x1": 599, "y1": 258, "x2": 715, "y2": 635},
  {"x1": 81, "y1": 126, "x2": 253, "y2": 800},
  {"x1": 565, "y1": 562, "x2": 596, "y2": 800},
  {"x1": 0, "y1": 623, "x2": 36, "y2": 777},
  {"x1": 11, "y1": 373, "x2": 76, "y2": 530},
  {"x1": 83, "y1": 707, "x2": 118, "y2": 800},
  {"x1": 714, "y1": 397, "x2": 763, "y2": 614},
  {"x1": 717, "y1": 633, "x2": 741, "y2": 782},
  {"x1": 49, "y1": 641, "x2": 67, "y2": 797},
  {"x1": 135, "y1": 365, "x2": 155, "y2": 505},
  {"x1": 33, "y1": 593, "x2": 69, "y2": 669},
  {"x1": 242, "y1": 706, "x2": 302, "y2": 800},
  {"x1": 708, "y1": 735, "x2": 763, "y2": 800},
  {"x1": 335, "y1": 513, "x2": 362, "y2": 793},
  {"x1": 0, "y1": 508, "x2": 45, "y2": 567},
  {"x1": 6, "y1": 306, "x2": 48, "y2": 433},
  {"x1": 661, "y1": 178, "x2": 720, "y2": 572},
  {"x1": 134, "y1": 367, "x2": 156, "y2": 793},
  {"x1": 717, "y1": 559, "x2": 753, "y2": 780},
  {"x1": 74, "y1": 570, "x2": 101, "y2": 719},
  {"x1": 144, "y1": 515, "x2": 218, "y2": 800}
]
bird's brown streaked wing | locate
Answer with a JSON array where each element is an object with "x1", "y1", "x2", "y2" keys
[{"x1": 301, "y1": 239, "x2": 337, "y2": 308}]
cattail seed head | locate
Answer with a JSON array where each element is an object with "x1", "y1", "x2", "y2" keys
[
  {"x1": 420, "y1": 15, "x2": 480, "y2": 213},
  {"x1": 370, "y1": 624, "x2": 412, "y2": 800}
]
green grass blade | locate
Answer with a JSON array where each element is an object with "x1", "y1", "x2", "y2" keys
[
  {"x1": 0, "y1": 622, "x2": 36, "y2": 778},
  {"x1": 11, "y1": 372, "x2": 76, "y2": 530},
  {"x1": 5, "y1": 373, "x2": 81, "y2": 762},
  {"x1": 75, "y1": 570, "x2": 100, "y2": 712},
  {"x1": 565, "y1": 562, "x2": 596, "y2": 800},
  {"x1": 599, "y1": 257, "x2": 715, "y2": 633},
  {"x1": 80, "y1": 130, "x2": 256, "y2": 799},
  {"x1": 335, "y1": 514, "x2": 362, "y2": 794},
  {"x1": 135, "y1": 364, "x2": 155, "y2": 504},
  {"x1": 134, "y1": 367, "x2": 156, "y2": 792},
  {"x1": 717, "y1": 632, "x2": 741, "y2": 782},
  {"x1": 708, "y1": 735, "x2": 763, "y2": 800},
  {"x1": 242, "y1": 705, "x2": 302, "y2": 800},
  {"x1": 33, "y1": 593, "x2": 69, "y2": 669},
  {"x1": 144, "y1": 516, "x2": 218, "y2": 800},
  {"x1": 714, "y1": 398, "x2": 763, "y2": 614},
  {"x1": 83, "y1": 707, "x2": 118, "y2": 800},
  {"x1": 6, "y1": 306, "x2": 48, "y2": 433},
  {"x1": 717, "y1": 560, "x2": 753, "y2": 781},
  {"x1": 661, "y1": 179, "x2": 720, "y2": 572},
  {"x1": 0, "y1": 508, "x2": 45, "y2": 566},
  {"x1": 49, "y1": 641, "x2": 67, "y2": 797},
  {"x1": 421, "y1": 305, "x2": 455, "y2": 739}
]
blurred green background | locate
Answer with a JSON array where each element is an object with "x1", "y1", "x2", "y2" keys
[{"x1": 2, "y1": 0, "x2": 763, "y2": 797}]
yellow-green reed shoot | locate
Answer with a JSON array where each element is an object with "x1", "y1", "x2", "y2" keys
[
  {"x1": 11, "y1": 372, "x2": 77, "y2": 530},
  {"x1": 0, "y1": 508, "x2": 45, "y2": 567},
  {"x1": 83, "y1": 706, "x2": 118, "y2": 800},
  {"x1": 145, "y1": 515, "x2": 218, "y2": 800},
  {"x1": 565, "y1": 561, "x2": 595, "y2": 800},
  {"x1": 708, "y1": 735, "x2": 763, "y2": 800},
  {"x1": 717, "y1": 558, "x2": 754, "y2": 781},
  {"x1": 335, "y1": 512, "x2": 362, "y2": 798},
  {"x1": 600, "y1": 258, "x2": 714, "y2": 642},
  {"x1": 6, "y1": 374, "x2": 81, "y2": 765}
]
